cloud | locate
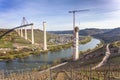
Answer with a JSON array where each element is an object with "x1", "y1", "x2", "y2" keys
[{"x1": 0, "y1": 0, "x2": 120, "y2": 30}]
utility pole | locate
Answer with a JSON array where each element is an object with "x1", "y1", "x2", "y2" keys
[{"x1": 69, "y1": 9, "x2": 89, "y2": 60}]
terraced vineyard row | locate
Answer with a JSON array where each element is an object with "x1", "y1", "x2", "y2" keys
[
  {"x1": 51, "y1": 64, "x2": 120, "y2": 80},
  {"x1": 0, "y1": 64, "x2": 120, "y2": 80},
  {"x1": 0, "y1": 70, "x2": 50, "y2": 80}
]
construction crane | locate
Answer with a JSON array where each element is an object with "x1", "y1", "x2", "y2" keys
[
  {"x1": 69, "y1": 9, "x2": 90, "y2": 29},
  {"x1": 21, "y1": 17, "x2": 28, "y2": 25},
  {"x1": 69, "y1": 9, "x2": 90, "y2": 60},
  {"x1": 21, "y1": 17, "x2": 29, "y2": 39}
]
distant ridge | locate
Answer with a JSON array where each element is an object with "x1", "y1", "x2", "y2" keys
[
  {"x1": 49, "y1": 28, "x2": 110, "y2": 36},
  {"x1": 93, "y1": 27, "x2": 120, "y2": 42},
  {"x1": 49, "y1": 27, "x2": 120, "y2": 42}
]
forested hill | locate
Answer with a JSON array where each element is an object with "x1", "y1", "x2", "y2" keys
[
  {"x1": 93, "y1": 27, "x2": 120, "y2": 42},
  {"x1": 49, "y1": 28, "x2": 110, "y2": 36},
  {"x1": 49, "y1": 27, "x2": 120, "y2": 43}
]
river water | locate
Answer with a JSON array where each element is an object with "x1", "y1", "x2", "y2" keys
[{"x1": 0, "y1": 38, "x2": 100, "y2": 71}]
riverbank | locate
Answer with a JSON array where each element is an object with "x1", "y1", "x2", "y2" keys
[
  {"x1": 0, "y1": 37, "x2": 101, "y2": 71},
  {"x1": 79, "y1": 39, "x2": 103, "y2": 56},
  {"x1": 0, "y1": 36, "x2": 92, "y2": 61},
  {"x1": 48, "y1": 36, "x2": 92, "y2": 52},
  {"x1": 38, "y1": 38, "x2": 103, "y2": 71},
  {"x1": 0, "y1": 42, "x2": 104, "y2": 72}
]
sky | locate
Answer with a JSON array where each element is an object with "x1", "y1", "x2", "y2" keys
[{"x1": 0, "y1": 0, "x2": 120, "y2": 31}]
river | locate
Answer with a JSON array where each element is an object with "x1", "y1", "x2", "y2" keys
[{"x1": 0, "y1": 38, "x2": 100, "y2": 71}]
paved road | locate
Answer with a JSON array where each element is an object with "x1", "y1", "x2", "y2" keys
[{"x1": 92, "y1": 44, "x2": 111, "y2": 69}]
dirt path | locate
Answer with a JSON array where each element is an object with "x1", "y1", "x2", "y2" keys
[{"x1": 92, "y1": 44, "x2": 111, "y2": 69}]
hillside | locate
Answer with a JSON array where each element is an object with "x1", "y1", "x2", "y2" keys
[
  {"x1": 50, "y1": 27, "x2": 120, "y2": 43},
  {"x1": 93, "y1": 27, "x2": 120, "y2": 42},
  {"x1": 25, "y1": 29, "x2": 57, "y2": 43},
  {"x1": 49, "y1": 28, "x2": 110, "y2": 36},
  {"x1": 79, "y1": 28, "x2": 110, "y2": 36},
  {"x1": 0, "y1": 29, "x2": 57, "y2": 49}
]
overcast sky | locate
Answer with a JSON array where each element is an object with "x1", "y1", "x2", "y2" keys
[{"x1": 0, "y1": 0, "x2": 120, "y2": 31}]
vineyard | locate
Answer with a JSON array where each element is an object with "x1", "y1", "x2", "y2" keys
[{"x1": 0, "y1": 63, "x2": 120, "y2": 80}]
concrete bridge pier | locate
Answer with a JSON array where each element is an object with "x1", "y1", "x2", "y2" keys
[
  {"x1": 31, "y1": 24, "x2": 34, "y2": 44},
  {"x1": 18, "y1": 29, "x2": 21, "y2": 35},
  {"x1": 15, "y1": 29, "x2": 20, "y2": 35},
  {"x1": 20, "y1": 28, "x2": 23, "y2": 37},
  {"x1": 25, "y1": 28, "x2": 27, "y2": 40},
  {"x1": 43, "y1": 21, "x2": 47, "y2": 50},
  {"x1": 74, "y1": 26, "x2": 79, "y2": 60}
]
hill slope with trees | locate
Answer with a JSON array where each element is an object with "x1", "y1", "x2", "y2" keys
[{"x1": 49, "y1": 27, "x2": 120, "y2": 42}]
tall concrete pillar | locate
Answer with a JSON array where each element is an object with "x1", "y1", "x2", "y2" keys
[
  {"x1": 31, "y1": 24, "x2": 34, "y2": 44},
  {"x1": 15, "y1": 29, "x2": 17, "y2": 32},
  {"x1": 73, "y1": 26, "x2": 79, "y2": 60},
  {"x1": 21, "y1": 28, "x2": 23, "y2": 37},
  {"x1": 25, "y1": 28, "x2": 27, "y2": 40},
  {"x1": 43, "y1": 21, "x2": 47, "y2": 50},
  {"x1": 18, "y1": 29, "x2": 20, "y2": 35},
  {"x1": 15, "y1": 29, "x2": 18, "y2": 34}
]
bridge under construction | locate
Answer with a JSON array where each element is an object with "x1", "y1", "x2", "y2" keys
[{"x1": 0, "y1": 16, "x2": 80, "y2": 61}]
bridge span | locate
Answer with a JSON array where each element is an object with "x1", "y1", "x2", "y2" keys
[{"x1": 0, "y1": 23, "x2": 33, "y2": 39}]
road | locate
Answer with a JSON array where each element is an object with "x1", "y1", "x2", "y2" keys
[
  {"x1": 92, "y1": 44, "x2": 111, "y2": 69},
  {"x1": 39, "y1": 62, "x2": 68, "y2": 74}
]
